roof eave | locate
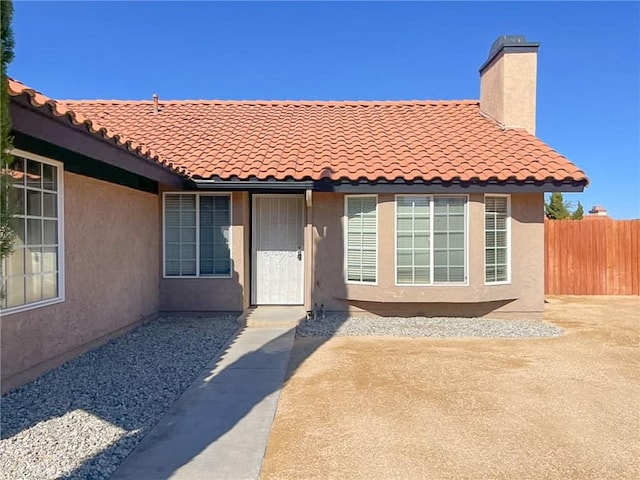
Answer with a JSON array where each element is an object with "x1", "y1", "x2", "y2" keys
[
  {"x1": 9, "y1": 95, "x2": 188, "y2": 188},
  {"x1": 193, "y1": 177, "x2": 587, "y2": 193}
]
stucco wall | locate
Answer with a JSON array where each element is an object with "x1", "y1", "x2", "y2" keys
[
  {"x1": 153, "y1": 189, "x2": 543, "y2": 319},
  {"x1": 480, "y1": 51, "x2": 537, "y2": 135},
  {"x1": 1, "y1": 171, "x2": 160, "y2": 393},
  {"x1": 159, "y1": 191, "x2": 249, "y2": 312},
  {"x1": 310, "y1": 192, "x2": 545, "y2": 319}
]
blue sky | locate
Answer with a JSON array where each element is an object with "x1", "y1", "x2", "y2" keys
[{"x1": 9, "y1": 1, "x2": 640, "y2": 219}]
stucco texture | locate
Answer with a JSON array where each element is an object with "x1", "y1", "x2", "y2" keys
[
  {"x1": 160, "y1": 191, "x2": 545, "y2": 319},
  {"x1": 309, "y1": 192, "x2": 544, "y2": 319},
  {"x1": 480, "y1": 50, "x2": 537, "y2": 135},
  {"x1": 1, "y1": 171, "x2": 160, "y2": 393}
]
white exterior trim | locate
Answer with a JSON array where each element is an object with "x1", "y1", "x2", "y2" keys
[
  {"x1": 1, "y1": 149, "x2": 65, "y2": 315},
  {"x1": 162, "y1": 191, "x2": 233, "y2": 279}
]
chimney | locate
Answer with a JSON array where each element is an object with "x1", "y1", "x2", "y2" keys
[
  {"x1": 153, "y1": 93, "x2": 159, "y2": 114},
  {"x1": 479, "y1": 35, "x2": 540, "y2": 135}
]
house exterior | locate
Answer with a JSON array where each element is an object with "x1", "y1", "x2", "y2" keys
[{"x1": 1, "y1": 35, "x2": 587, "y2": 392}]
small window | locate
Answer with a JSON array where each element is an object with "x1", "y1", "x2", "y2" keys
[
  {"x1": 485, "y1": 195, "x2": 510, "y2": 283},
  {"x1": 345, "y1": 196, "x2": 377, "y2": 283},
  {"x1": 163, "y1": 193, "x2": 231, "y2": 277},
  {"x1": 1, "y1": 152, "x2": 64, "y2": 313}
]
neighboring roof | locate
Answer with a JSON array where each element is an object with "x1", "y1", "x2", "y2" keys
[
  {"x1": 7, "y1": 79, "x2": 189, "y2": 178},
  {"x1": 589, "y1": 205, "x2": 607, "y2": 214},
  {"x1": 62, "y1": 98, "x2": 587, "y2": 185}
]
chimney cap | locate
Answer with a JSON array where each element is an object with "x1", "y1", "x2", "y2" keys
[{"x1": 480, "y1": 35, "x2": 540, "y2": 73}]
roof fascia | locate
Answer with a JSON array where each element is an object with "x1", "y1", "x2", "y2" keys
[
  {"x1": 326, "y1": 181, "x2": 586, "y2": 193},
  {"x1": 195, "y1": 179, "x2": 314, "y2": 190},
  {"x1": 194, "y1": 177, "x2": 586, "y2": 193}
]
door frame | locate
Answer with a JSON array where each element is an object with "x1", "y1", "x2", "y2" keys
[{"x1": 251, "y1": 193, "x2": 306, "y2": 305}]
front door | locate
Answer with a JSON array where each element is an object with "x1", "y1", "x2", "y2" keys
[{"x1": 252, "y1": 195, "x2": 304, "y2": 305}]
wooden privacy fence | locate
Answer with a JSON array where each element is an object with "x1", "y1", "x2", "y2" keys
[{"x1": 545, "y1": 219, "x2": 640, "y2": 295}]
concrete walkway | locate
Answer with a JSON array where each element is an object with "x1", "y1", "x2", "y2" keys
[{"x1": 111, "y1": 326, "x2": 296, "y2": 480}]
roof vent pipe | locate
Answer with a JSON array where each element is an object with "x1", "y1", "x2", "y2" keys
[{"x1": 153, "y1": 94, "x2": 159, "y2": 114}]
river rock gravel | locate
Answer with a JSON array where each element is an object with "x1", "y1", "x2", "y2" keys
[
  {"x1": 0, "y1": 315, "x2": 238, "y2": 480},
  {"x1": 297, "y1": 314, "x2": 564, "y2": 338}
]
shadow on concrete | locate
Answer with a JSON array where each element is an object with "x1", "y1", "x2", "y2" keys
[
  {"x1": 0, "y1": 191, "x2": 351, "y2": 479},
  {"x1": 109, "y1": 327, "x2": 298, "y2": 479}
]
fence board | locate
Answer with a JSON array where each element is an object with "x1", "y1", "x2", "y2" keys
[{"x1": 545, "y1": 219, "x2": 640, "y2": 295}]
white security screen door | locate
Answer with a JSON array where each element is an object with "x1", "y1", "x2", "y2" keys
[{"x1": 252, "y1": 195, "x2": 304, "y2": 305}]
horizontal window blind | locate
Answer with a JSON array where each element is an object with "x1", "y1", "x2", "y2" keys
[
  {"x1": 346, "y1": 196, "x2": 377, "y2": 283},
  {"x1": 164, "y1": 194, "x2": 231, "y2": 277},
  {"x1": 199, "y1": 195, "x2": 231, "y2": 275},
  {"x1": 165, "y1": 194, "x2": 197, "y2": 276},
  {"x1": 485, "y1": 196, "x2": 509, "y2": 283}
]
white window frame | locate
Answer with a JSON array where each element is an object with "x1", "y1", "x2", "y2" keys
[
  {"x1": 394, "y1": 194, "x2": 469, "y2": 287},
  {"x1": 162, "y1": 192, "x2": 233, "y2": 279},
  {"x1": 484, "y1": 194, "x2": 511, "y2": 285},
  {"x1": 344, "y1": 194, "x2": 378, "y2": 285},
  {"x1": 1, "y1": 149, "x2": 65, "y2": 315}
]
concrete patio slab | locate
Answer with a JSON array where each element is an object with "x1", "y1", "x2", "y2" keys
[
  {"x1": 111, "y1": 326, "x2": 296, "y2": 480},
  {"x1": 239, "y1": 306, "x2": 307, "y2": 328}
]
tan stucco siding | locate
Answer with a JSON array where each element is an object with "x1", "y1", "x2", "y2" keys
[
  {"x1": 504, "y1": 53, "x2": 538, "y2": 135},
  {"x1": 159, "y1": 191, "x2": 248, "y2": 312},
  {"x1": 480, "y1": 51, "x2": 537, "y2": 135},
  {"x1": 505, "y1": 193, "x2": 545, "y2": 315},
  {"x1": 310, "y1": 192, "x2": 544, "y2": 319},
  {"x1": 1, "y1": 171, "x2": 160, "y2": 393}
]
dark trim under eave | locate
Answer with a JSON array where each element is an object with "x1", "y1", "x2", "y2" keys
[
  {"x1": 10, "y1": 98, "x2": 186, "y2": 188},
  {"x1": 194, "y1": 177, "x2": 587, "y2": 193},
  {"x1": 13, "y1": 132, "x2": 159, "y2": 194},
  {"x1": 195, "y1": 179, "x2": 314, "y2": 191}
]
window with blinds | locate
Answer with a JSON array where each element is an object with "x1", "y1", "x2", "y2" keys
[
  {"x1": 199, "y1": 196, "x2": 231, "y2": 275},
  {"x1": 396, "y1": 195, "x2": 467, "y2": 285},
  {"x1": 164, "y1": 193, "x2": 231, "y2": 277},
  {"x1": 485, "y1": 195, "x2": 510, "y2": 283},
  {"x1": 346, "y1": 196, "x2": 377, "y2": 283}
]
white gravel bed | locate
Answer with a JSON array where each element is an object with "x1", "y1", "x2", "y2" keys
[
  {"x1": 0, "y1": 315, "x2": 238, "y2": 480},
  {"x1": 297, "y1": 314, "x2": 564, "y2": 338}
]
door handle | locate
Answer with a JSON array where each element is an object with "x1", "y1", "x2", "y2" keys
[{"x1": 297, "y1": 246, "x2": 302, "y2": 261}]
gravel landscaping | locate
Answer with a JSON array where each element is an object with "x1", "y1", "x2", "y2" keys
[
  {"x1": 0, "y1": 315, "x2": 238, "y2": 480},
  {"x1": 297, "y1": 314, "x2": 564, "y2": 338}
]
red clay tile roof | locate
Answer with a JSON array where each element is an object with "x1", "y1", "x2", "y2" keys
[
  {"x1": 61, "y1": 99, "x2": 587, "y2": 185},
  {"x1": 7, "y1": 79, "x2": 189, "y2": 177},
  {"x1": 10, "y1": 78, "x2": 587, "y2": 185}
]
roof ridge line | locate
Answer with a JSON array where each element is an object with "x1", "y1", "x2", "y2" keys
[{"x1": 60, "y1": 99, "x2": 481, "y2": 106}]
